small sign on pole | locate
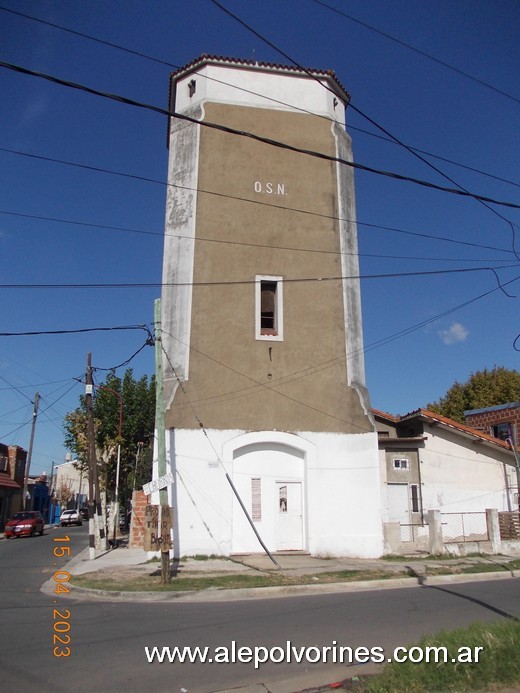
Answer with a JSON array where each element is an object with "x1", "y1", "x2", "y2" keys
[
  {"x1": 142, "y1": 472, "x2": 174, "y2": 496},
  {"x1": 143, "y1": 504, "x2": 173, "y2": 552}
]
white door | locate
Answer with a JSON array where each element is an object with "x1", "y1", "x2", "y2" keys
[
  {"x1": 277, "y1": 482, "x2": 303, "y2": 550},
  {"x1": 387, "y1": 483, "x2": 410, "y2": 540}
]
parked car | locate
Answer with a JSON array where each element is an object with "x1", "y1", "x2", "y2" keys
[
  {"x1": 4, "y1": 511, "x2": 44, "y2": 538},
  {"x1": 60, "y1": 509, "x2": 83, "y2": 527}
]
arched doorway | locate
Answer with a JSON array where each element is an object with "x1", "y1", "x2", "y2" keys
[{"x1": 225, "y1": 433, "x2": 310, "y2": 554}]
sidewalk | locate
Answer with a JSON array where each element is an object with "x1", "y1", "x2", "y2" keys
[{"x1": 63, "y1": 539, "x2": 520, "y2": 603}]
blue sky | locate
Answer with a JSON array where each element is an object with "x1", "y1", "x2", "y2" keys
[{"x1": 1, "y1": 0, "x2": 518, "y2": 477}]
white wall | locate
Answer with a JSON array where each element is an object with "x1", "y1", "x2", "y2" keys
[
  {"x1": 419, "y1": 428, "x2": 515, "y2": 514},
  {"x1": 174, "y1": 63, "x2": 346, "y2": 123},
  {"x1": 165, "y1": 427, "x2": 383, "y2": 558}
]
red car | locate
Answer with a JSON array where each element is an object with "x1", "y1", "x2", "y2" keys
[{"x1": 4, "y1": 511, "x2": 45, "y2": 538}]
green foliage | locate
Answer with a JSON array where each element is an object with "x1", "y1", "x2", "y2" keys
[
  {"x1": 427, "y1": 366, "x2": 520, "y2": 423},
  {"x1": 63, "y1": 369, "x2": 155, "y2": 500}
]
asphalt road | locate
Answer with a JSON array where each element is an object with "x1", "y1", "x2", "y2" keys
[{"x1": 1, "y1": 526, "x2": 519, "y2": 693}]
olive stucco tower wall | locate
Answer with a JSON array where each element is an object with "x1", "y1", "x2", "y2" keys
[{"x1": 158, "y1": 55, "x2": 383, "y2": 557}]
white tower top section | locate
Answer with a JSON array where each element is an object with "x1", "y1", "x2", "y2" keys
[{"x1": 169, "y1": 55, "x2": 349, "y2": 124}]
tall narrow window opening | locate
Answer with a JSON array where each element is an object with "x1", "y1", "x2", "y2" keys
[
  {"x1": 261, "y1": 281, "x2": 277, "y2": 333},
  {"x1": 255, "y1": 275, "x2": 283, "y2": 341},
  {"x1": 410, "y1": 484, "x2": 420, "y2": 513}
]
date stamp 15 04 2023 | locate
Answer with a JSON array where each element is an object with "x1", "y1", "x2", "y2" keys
[{"x1": 52, "y1": 534, "x2": 72, "y2": 658}]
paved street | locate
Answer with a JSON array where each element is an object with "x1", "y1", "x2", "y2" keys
[{"x1": 1, "y1": 528, "x2": 519, "y2": 693}]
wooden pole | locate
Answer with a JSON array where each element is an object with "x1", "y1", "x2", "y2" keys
[
  {"x1": 86, "y1": 354, "x2": 96, "y2": 560},
  {"x1": 23, "y1": 392, "x2": 40, "y2": 509},
  {"x1": 154, "y1": 299, "x2": 170, "y2": 583}
]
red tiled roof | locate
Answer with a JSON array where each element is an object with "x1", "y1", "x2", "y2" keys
[
  {"x1": 382, "y1": 407, "x2": 515, "y2": 452},
  {"x1": 372, "y1": 408, "x2": 399, "y2": 422},
  {"x1": 170, "y1": 54, "x2": 350, "y2": 103}
]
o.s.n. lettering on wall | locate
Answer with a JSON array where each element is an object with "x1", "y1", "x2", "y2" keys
[{"x1": 254, "y1": 181, "x2": 287, "y2": 196}]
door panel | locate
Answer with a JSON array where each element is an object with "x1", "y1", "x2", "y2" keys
[{"x1": 277, "y1": 482, "x2": 303, "y2": 550}]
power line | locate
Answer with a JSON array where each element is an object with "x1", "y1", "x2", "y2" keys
[
  {"x1": 0, "y1": 265, "x2": 516, "y2": 291},
  {"x1": 348, "y1": 125, "x2": 520, "y2": 191},
  {"x1": 0, "y1": 209, "x2": 515, "y2": 263},
  {"x1": 1, "y1": 60, "x2": 519, "y2": 210},
  {"x1": 0, "y1": 325, "x2": 151, "y2": 336},
  {"x1": 92, "y1": 338, "x2": 153, "y2": 372},
  {"x1": 2, "y1": 4, "x2": 517, "y2": 193},
  {"x1": 162, "y1": 273, "x2": 520, "y2": 413},
  {"x1": 310, "y1": 0, "x2": 520, "y2": 105},
  {"x1": 0, "y1": 151, "x2": 516, "y2": 257},
  {"x1": 1, "y1": 161, "x2": 516, "y2": 259},
  {"x1": 209, "y1": 0, "x2": 520, "y2": 255}
]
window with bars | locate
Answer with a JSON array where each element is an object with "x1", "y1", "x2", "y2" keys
[{"x1": 410, "y1": 484, "x2": 420, "y2": 513}]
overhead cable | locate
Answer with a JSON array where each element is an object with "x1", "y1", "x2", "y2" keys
[
  {"x1": 209, "y1": 0, "x2": 520, "y2": 255},
  {"x1": 2, "y1": 5, "x2": 518, "y2": 191},
  {"x1": 1, "y1": 59, "x2": 519, "y2": 210},
  {"x1": 310, "y1": 0, "x2": 520, "y2": 105},
  {"x1": 0, "y1": 153, "x2": 516, "y2": 257}
]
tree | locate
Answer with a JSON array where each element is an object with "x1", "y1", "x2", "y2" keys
[
  {"x1": 64, "y1": 369, "x2": 155, "y2": 505},
  {"x1": 427, "y1": 367, "x2": 520, "y2": 423}
]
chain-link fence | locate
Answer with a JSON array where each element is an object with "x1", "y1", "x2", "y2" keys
[{"x1": 441, "y1": 512, "x2": 488, "y2": 542}]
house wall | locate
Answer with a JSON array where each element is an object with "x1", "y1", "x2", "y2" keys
[
  {"x1": 54, "y1": 461, "x2": 86, "y2": 507},
  {"x1": 379, "y1": 447, "x2": 423, "y2": 530},
  {"x1": 418, "y1": 427, "x2": 515, "y2": 513},
  {"x1": 158, "y1": 428, "x2": 383, "y2": 558}
]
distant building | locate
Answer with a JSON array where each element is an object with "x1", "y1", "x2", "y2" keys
[
  {"x1": 375, "y1": 408, "x2": 518, "y2": 549},
  {"x1": 0, "y1": 444, "x2": 27, "y2": 530},
  {"x1": 29, "y1": 474, "x2": 50, "y2": 516},
  {"x1": 54, "y1": 460, "x2": 86, "y2": 509},
  {"x1": 464, "y1": 402, "x2": 520, "y2": 443}
]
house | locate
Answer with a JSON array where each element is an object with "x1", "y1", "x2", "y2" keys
[
  {"x1": 0, "y1": 444, "x2": 26, "y2": 530},
  {"x1": 375, "y1": 409, "x2": 518, "y2": 548},
  {"x1": 156, "y1": 55, "x2": 383, "y2": 558},
  {"x1": 53, "y1": 459, "x2": 86, "y2": 509},
  {"x1": 464, "y1": 401, "x2": 520, "y2": 443}
]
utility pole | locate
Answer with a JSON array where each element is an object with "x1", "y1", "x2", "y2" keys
[
  {"x1": 86, "y1": 354, "x2": 96, "y2": 559},
  {"x1": 154, "y1": 299, "x2": 171, "y2": 584},
  {"x1": 506, "y1": 425, "x2": 520, "y2": 512},
  {"x1": 23, "y1": 392, "x2": 40, "y2": 510}
]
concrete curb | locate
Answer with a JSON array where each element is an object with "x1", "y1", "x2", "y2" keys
[{"x1": 48, "y1": 568, "x2": 519, "y2": 603}]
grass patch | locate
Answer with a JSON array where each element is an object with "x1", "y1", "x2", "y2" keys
[
  {"x1": 72, "y1": 572, "x2": 296, "y2": 592},
  {"x1": 357, "y1": 619, "x2": 520, "y2": 692},
  {"x1": 70, "y1": 567, "x2": 410, "y2": 593}
]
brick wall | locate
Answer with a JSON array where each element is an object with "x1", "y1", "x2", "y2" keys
[
  {"x1": 129, "y1": 489, "x2": 150, "y2": 548},
  {"x1": 8, "y1": 446, "x2": 27, "y2": 486},
  {"x1": 465, "y1": 404, "x2": 520, "y2": 439}
]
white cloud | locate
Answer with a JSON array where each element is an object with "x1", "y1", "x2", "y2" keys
[
  {"x1": 20, "y1": 95, "x2": 49, "y2": 127},
  {"x1": 439, "y1": 322, "x2": 469, "y2": 345}
]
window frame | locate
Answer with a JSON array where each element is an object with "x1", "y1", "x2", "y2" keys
[
  {"x1": 410, "y1": 483, "x2": 421, "y2": 514},
  {"x1": 393, "y1": 458, "x2": 410, "y2": 471},
  {"x1": 251, "y1": 478, "x2": 262, "y2": 522},
  {"x1": 492, "y1": 423, "x2": 511, "y2": 441},
  {"x1": 255, "y1": 275, "x2": 284, "y2": 341}
]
